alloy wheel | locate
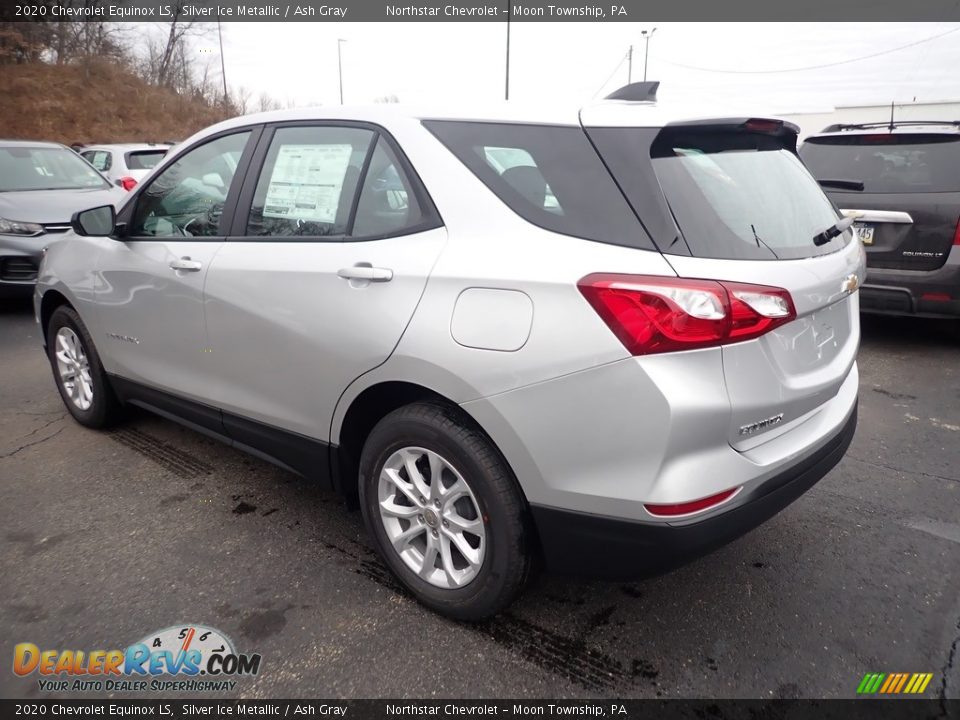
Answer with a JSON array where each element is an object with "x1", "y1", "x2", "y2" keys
[
  {"x1": 377, "y1": 446, "x2": 487, "y2": 589},
  {"x1": 54, "y1": 327, "x2": 94, "y2": 411}
]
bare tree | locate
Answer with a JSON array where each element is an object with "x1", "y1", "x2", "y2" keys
[
  {"x1": 374, "y1": 94, "x2": 400, "y2": 103},
  {"x1": 256, "y1": 92, "x2": 282, "y2": 112}
]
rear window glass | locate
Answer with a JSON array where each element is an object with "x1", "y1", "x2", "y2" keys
[
  {"x1": 423, "y1": 121, "x2": 652, "y2": 249},
  {"x1": 126, "y1": 150, "x2": 167, "y2": 170},
  {"x1": 639, "y1": 128, "x2": 846, "y2": 260},
  {"x1": 800, "y1": 134, "x2": 960, "y2": 193}
]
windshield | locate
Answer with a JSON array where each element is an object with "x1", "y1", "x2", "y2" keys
[
  {"x1": 0, "y1": 146, "x2": 110, "y2": 192},
  {"x1": 649, "y1": 129, "x2": 847, "y2": 260},
  {"x1": 800, "y1": 134, "x2": 960, "y2": 194}
]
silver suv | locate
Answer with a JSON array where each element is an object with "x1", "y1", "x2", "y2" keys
[{"x1": 36, "y1": 84, "x2": 863, "y2": 620}]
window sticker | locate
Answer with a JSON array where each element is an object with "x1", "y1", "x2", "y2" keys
[{"x1": 262, "y1": 144, "x2": 353, "y2": 224}]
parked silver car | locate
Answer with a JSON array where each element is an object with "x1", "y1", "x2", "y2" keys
[
  {"x1": 35, "y1": 86, "x2": 864, "y2": 619},
  {"x1": 0, "y1": 140, "x2": 123, "y2": 298}
]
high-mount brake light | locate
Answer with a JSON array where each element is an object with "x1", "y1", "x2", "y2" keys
[
  {"x1": 578, "y1": 274, "x2": 797, "y2": 356},
  {"x1": 742, "y1": 119, "x2": 783, "y2": 134}
]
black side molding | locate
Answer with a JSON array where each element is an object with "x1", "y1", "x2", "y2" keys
[{"x1": 109, "y1": 375, "x2": 335, "y2": 489}]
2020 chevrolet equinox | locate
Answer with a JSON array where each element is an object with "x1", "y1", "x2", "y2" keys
[{"x1": 36, "y1": 84, "x2": 863, "y2": 620}]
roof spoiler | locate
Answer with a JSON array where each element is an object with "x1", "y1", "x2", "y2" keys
[
  {"x1": 605, "y1": 81, "x2": 659, "y2": 103},
  {"x1": 822, "y1": 120, "x2": 960, "y2": 133}
]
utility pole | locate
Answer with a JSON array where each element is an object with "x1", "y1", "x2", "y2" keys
[
  {"x1": 641, "y1": 27, "x2": 656, "y2": 82},
  {"x1": 505, "y1": 0, "x2": 511, "y2": 100},
  {"x1": 627, "y1": 45, "x2": 633, "y2": 83},
  {"x1": 337, "y1": 38, "x2": 346, "y2": 105},
  {"x1": 217, "y1": 19, "x2": 228, "y2": 111}
]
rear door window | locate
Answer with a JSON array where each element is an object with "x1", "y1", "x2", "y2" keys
[
  {"x1": 351, "y1": 136, "x2": 428, "y2": 238},
  {"x1": 245, "y1": 126, "x2": 374, "y2": 238},
  {"x1": 423, "y1": 120, "x2": 652, "y2": 249},
  {"x1": 800, "y1": 134, "x2": 960, "y2": 193}
]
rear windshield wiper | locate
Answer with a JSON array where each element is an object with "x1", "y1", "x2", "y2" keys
[
  {"x1": 817, "y1": 178, "x2": 865, "y2": 192},
  {"x1": 813, "y1": 215, "x2": 856, "y2": 246}
]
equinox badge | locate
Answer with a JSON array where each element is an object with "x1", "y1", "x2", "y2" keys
[{"x1": 739, "y1": 413, "x2": 784, "y2": 436}]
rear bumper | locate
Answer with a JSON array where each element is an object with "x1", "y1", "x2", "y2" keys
[
  {"x1": 860, "y1": 246, "x2": 960, "y2": 318},
  {"x1": 530, "y1": 402, "x2": 857, "y2": 579}
]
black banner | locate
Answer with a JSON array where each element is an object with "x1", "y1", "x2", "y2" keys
[
  {"x1": 6, "y1": 0, "x2": 960, "y2": 22},
  {"x1": 1, "y1": 700, "x2": 958, "y2": 719}
]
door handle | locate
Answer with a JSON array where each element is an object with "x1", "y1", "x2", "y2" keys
[
  {"x1": 170, "y1": 257, "x2": 203, "y2": 272},
  {"x1": 337, "y1": 265, "x2": 393, "y2": 282}
]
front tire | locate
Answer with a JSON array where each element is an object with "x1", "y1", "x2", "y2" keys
[
  {"x1": 359, "y1": 402, "x2": 532, "y2": 621},
  {"x1": 47, "y1": 305, "x2": 123, "y2": 428}
]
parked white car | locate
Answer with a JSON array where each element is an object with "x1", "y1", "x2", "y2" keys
[{"x1": 79, "y1": 143, "x2": 171, "y2": 191}]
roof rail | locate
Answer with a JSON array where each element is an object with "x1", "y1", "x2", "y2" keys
[
  {"x1": 605, "y1": 81, "x2": 659, "y2": 103},
  {"x1": 821, "y1": 120, "x2": 960, "y2": 133}
]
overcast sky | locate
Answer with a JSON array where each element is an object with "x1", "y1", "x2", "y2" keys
[{"x1": 175, "y1": 22, "x2": 960, "y2": 113}]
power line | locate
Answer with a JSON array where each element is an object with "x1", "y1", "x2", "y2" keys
[
  {"x1": 592, "y1": 51, "x2": 628, "y2": 98},
  {"x1": 655, "y1": 26, "x2": 960, "y2": 75}
]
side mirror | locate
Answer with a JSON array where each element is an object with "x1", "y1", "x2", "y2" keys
[
  {"x1": 202, "y1": 172, "x2": 225, "y2": 189},
  {"x1": 71, "y1": 205, "x2": 116, "y2": 237}
]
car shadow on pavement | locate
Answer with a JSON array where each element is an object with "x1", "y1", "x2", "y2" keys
[
  {"x1": 0, "y1": 297, "x2": 34, "y2": 316},
  {"x1": 860, "y1": 313, "x2": 959, "y2": 349}
]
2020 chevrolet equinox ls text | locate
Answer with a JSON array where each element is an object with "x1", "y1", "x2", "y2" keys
[{"x1": 35, "y1": 83, "x2": 863, "y2": 620}]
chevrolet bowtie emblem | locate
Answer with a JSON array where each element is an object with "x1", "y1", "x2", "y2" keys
[{"x1": 842, "y1": 274, "x2": 860, "y2": 294}]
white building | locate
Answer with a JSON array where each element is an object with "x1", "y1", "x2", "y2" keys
[{"x1": 780, "y1": 99, "x2": 960, "y2": 140}]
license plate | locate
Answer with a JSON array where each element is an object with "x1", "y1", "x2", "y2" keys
[{"x1": 854, "y1": 223, "x2": 874, "y2": 245}]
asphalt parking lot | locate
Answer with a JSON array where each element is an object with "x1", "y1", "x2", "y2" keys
[{"x1": 1, "y1": 297, "x2": 958, "y2": 701}]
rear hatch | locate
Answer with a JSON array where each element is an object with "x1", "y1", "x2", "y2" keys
[
  {"x1": 125, "y1": 148, "x2": 169, "y2": 183},
  {"x1": 582, "y1": 112, "x2": 863, "y2": 450},
  {"x1": 800, "y1": 132, "x2": 960, "y2": 271}
]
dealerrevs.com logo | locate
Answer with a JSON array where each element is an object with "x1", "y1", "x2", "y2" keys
[{"x1": 13, "y1": 625, "x2": 262, "y2": 693}]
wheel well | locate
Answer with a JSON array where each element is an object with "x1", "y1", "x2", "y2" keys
[
  {"x1": 336, "y1": 381, "x2": 448, "y2": 503},
  {"x1": 39, "y1": 290, "x2": 72, "y2": 345},
  {"x1": 335, "y1": 380, "x2": 542, "y2": 565}
]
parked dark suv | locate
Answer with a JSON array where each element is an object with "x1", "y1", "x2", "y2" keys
[{"x1": 800, "y1": 121, "x2": 960, "y2": 320}]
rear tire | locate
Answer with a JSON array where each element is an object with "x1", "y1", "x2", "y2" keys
[
  {"x1": 47, "y1": 305, "x2": 123, "y2": 428},
  {"x1": 359, "y1": 401, "x2": 532, "y2": 621}
]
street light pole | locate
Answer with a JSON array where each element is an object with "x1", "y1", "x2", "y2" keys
[
  {"x1": 627, "y1": 44, "x2": 633, "y2": 83},
  {"x1": 337, "y1": 38, "x2": 346, "y2": 105},
  {"x1": 217, "y1": 19, "x2": 228, "y2": 110},
  {"x1": 641, "y1": 27, "x2": 656, "y2": 82},
  {"x1": 505, "y1": 0, "x2": 511, "y2": 100}
]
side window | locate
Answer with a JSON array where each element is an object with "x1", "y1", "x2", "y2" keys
[
  {"x1": 130, "y1": 132, "x2": 250, "y2": 238},
  {"x1": 351, "y1": 137, "x2": 425, "y2": 238},
  {"x1": 481, "y1": 146, "x2": 559, "y2": 211},
  {"x1": 424, "y1": 120, "x2": 646, "y2": 248},
  {"x1": 83, "y1": 150, "x2": 111, "y2": 172},
  {"x1": 245, "y1": 126, "x2": 374, "y2": 238}
]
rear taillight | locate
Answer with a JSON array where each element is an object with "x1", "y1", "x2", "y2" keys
[
  {"x1": 644, "y1": 487, "x2": 741, "y2": 518},
  {"x1": 953, "y1": 217, "x2": 960, "y2": 246},
  {"x1": 578, "y1": 274, "x2": 796, "y2": 355},
  {"x1": 118, "y1": 176, "x2": 138, "y2": 191}
]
